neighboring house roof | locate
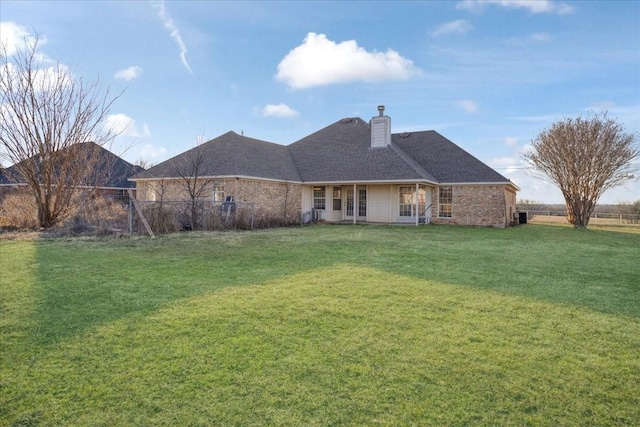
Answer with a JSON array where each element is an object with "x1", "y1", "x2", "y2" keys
[
  {"x1": 132, "y1": 131, "x2": 300, "y2": 182},
  {"x1": 131, "y1": 115, "x2": 515, "y2": 187},
  {"x1": 1, "y1": 141, "x2": 143, "y2": 189},
  {"x1": 0, "y1": 168, "x2": 12, "y2": 185}
]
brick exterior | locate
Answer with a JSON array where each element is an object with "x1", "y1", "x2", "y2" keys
[
  {"x1": 224, "y1": 179, "x2": 302, "y2": 219},
  {"x1": 137, "y1": 180, "x2": 516, "y2": 227},
  {"x1": 137, "y1": 178, "x2": 302, "y2": 220},
  {"x1": 431, "y1": 185, "x2": 516, "y2": 228}
]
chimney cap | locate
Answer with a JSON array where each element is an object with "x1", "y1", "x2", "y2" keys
[{"x1": 377, "y1": 105, "x2": 385, "y2": 116}]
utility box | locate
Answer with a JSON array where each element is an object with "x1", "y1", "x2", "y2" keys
[{"x1": 518, "y1": 212, "x2": 527, "y2": 225}]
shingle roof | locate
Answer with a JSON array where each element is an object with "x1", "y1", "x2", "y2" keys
[
  {"x1": 0, "y1": 168, "x2": 12, "y2": 185},
  {"x1": 132, "y1": 131, "x2": 300, "y2": 181},
  {"x1": 1, "y1": 142, "x2": 143, "y2": 188},
  {"x1": 392, "y1": 131, "x2": 510, "y2": 183},
  {"x1": 132, "y1": 118, "x2": 512, "y2": 186},
  {"x1": 289, "y1": 118, "x2": 432, "y2": 182}
]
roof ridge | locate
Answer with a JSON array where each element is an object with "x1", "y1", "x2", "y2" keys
[{"x1": 389, "y1": 142, "x2": 438, "y2": 183}]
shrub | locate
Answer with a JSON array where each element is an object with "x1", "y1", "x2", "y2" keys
[{"x1": 0, "y1": 191, "x2": 38, "y2": 229}]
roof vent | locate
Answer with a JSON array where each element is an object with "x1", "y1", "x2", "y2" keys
[
  {"x1": 377, "y1": 105, "x2": 385, "y2": 116},
  {"x1": 341, "y1": 118, "x2": 353, "y2": 123},
  {"x1": 400, "y1": 132, "x2": 411, "y2": 138}
]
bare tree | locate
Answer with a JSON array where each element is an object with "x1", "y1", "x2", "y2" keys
[
  {"x1": 172, "y1": 145, "x2": 213, "y2": 230},
  {"x1": 145, "y1": 178, "x2": 175, "y2": 233},
  {"x1": 0, "y1": 37, "x2": 121, "y2": 228},
  {"x1": 524, "y1": 113, "x2": 639, "y2": 228},
  {"x1": 134, "y1": 158, "x2": 154, "y2": 170}
]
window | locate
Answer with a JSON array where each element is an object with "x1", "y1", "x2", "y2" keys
[
  {"x1": 399, "y1": 186, "x2": 426, "y2": 217},
  {"x1": 358, "y1": 189, "x2": 367, "y2": 217},
  {"x1": 147, "y1": 185, "x2": 156, "y2": 202},
  {"x1": 399, "y1": 186, "x2": 413, "y2": 217},
  {"x1": 439, "y1": 186, "x2": 452, "y2": 218},
  {"x1": 212, "y1": 182, "x2": 225, "y2": 203},
  {"x1": 313, "y1": 186, "x2": 326, "y2": 210},
  {"x1": 332, "y1": 187, "x2": 342, "y2": 211},
  {"x1": 346, "y1": 189, "x2": 354, "y2": 216}
]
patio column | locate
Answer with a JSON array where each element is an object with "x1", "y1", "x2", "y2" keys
[
  {"x1": 415, "y1": 182, "x2": 419, "y2": 226},
  {"x1": 353, "y1": 184, "x2": 357, "y2": 224}
]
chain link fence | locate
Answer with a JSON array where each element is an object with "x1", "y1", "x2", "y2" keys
[
  {"x1": 130, "y1": 199, "x2": 301, "y2": 235},
  {"x1": 1, "y1": 191, "x2": 301, "y2": 236}
]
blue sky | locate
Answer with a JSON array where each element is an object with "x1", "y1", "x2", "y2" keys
[{"x1": 2, "y1": 0, "x2": 639, "y2": 204}]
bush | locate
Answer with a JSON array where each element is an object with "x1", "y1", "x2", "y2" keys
[
  {"x1": 0, "y1": 192, "x2": 38, "y2": 229},
  {"x1": 133, "y1": 201, "x2": 301, "y2": 234}
]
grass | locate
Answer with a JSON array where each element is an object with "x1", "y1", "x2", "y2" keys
[{"x1": 1, "y1": 224, "x2": 639, "y2": 425}]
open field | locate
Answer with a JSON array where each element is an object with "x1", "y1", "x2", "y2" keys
[
  {"x1": 1, "y1": 224, "x2": 639, "y2": 425},
  {"x1": 527, "y1": 212, "x2": 639, "y2": 227}
]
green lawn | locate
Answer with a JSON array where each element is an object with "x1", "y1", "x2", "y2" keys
[{"x1": 1, "y1": 224, "x2": 639, "y2": 426}]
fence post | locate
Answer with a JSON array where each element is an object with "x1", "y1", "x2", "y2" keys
[
  {"x1": 127, "y1": 189, "x2": 154, "y2": 237},
  {"x1": 129, "y1": 199, "x2": 133, "y2": 234}
]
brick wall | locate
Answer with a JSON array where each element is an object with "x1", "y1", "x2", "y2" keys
[
  {"x1": 136, "y1": 179, "x2": 514, "y2": 227},
  {"x1": 224, "y1": 179, "x2": 302, "y2": 219},
  {"x1": 432, "y1": 185, "x2": 514, "y2": 228},
  {"x1": 136, "y1": 178, "x2": 302, "y2": 219}
]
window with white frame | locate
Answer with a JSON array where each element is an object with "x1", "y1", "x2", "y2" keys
[
  {"x1": 439, "y1": 186, "x2": 452, "y2": 218},
  {"x1": 399, "y1": 186, "x2": 426, "y2": 217},
  {"x1": 346, "y1": 189, "x2": 354, "y2": 216},
  {"x1": 212, "y1": 182, "x2": 225, "y2": 203},
  {"x1": 146, "y1": 184, "x2": 157, "y2": 202},
  {"x1": 332, "y1": 187, "x2": 342, "y2": 211},
  {"x1": 358, "y1": 189, "x2": 367, "y2": 217},
  {"x1": 399, "y1": 186, "x2": 414, "y2": 217},
  {"x1": 313, "y1": 186, "x2": 326, "y2": 210}
]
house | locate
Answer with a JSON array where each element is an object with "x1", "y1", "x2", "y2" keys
[
  {"x1": 0, "y1": 141, "x2": 144, "y2": 199},
  {"x1": 131, "y1": 106, "x2": 519, "y2": 227}
]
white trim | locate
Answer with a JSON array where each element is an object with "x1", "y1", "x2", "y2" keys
[
  {"x1": 130, "y1": 175, "x2": 296, "y2": 184},
  {"x1": 131, "y1": 176, "x2": 518, "y2": 190},
  {"x1": 0, "y1": 182, "x2": 134, "y2": 191},
  {"x1": 303, "y1": 179, "x2": 438, "y2": 186}
]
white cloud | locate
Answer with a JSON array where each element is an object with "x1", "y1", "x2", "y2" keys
[
  {"x1": 457, "y1": 99, "x2": 479, "y2": 114},
  {"x1": 139, "y1": 143, "x2": 168, "y2": 159},
  {"x1": 1, "y1": 59, "x2": 72, "y2": 94},
  {"x1": 114, "y1": 66, "x2": 143, "y2": 81},
  {"x1": 262, "y1": 103, "x2": 300, "y2": 118},
  {"x1": 457, "y1": 0, "x2": 575, "y2": 15},
  {"x1": 431, "y1": 20, "x2": 473, "y2": 37},
  {"x1": 528, "y1": 32, "x2": 552, "y2": 42},
  {"x1": 105, "y1": 114, "x2": 151, "y2": 138},
  {"x1": 492, "y1": 156, "x2": 519, "y2": 167},
  {"x1": 504, "y1": 136, "x2": 519, "y2": 147},
  {"x1": 510, "y1": 113, "x2": 564, "y2": 123},
  {"x1": 152, "y1": 1, "x2": 193, "y2": 74},
  {"x1": 0, "y1": 21, "x2": 43, "y2": 56},
  {"x1": 276, "y1": 32, "x2": 420, "y2": 89}
]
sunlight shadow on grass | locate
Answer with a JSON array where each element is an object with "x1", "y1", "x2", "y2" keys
[
  {"x1": 0, "y1": 241, "x2": 38, "y2": 359},
  {"x1": 7, "y1": 265, "x2": 639, "y2": 426}
]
